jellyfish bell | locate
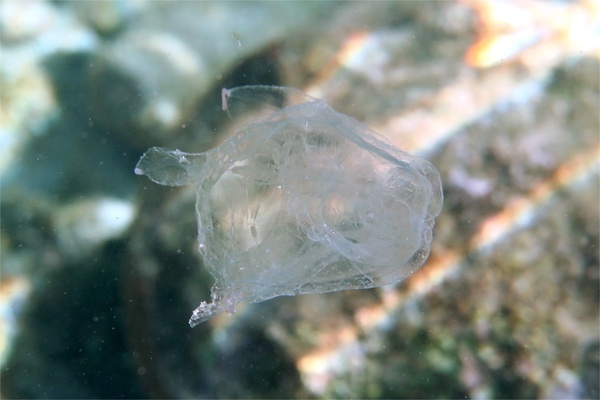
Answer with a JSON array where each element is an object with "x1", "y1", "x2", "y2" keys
[{"x1": 135, "y1": 86, "x2": 443, "y2": 327}]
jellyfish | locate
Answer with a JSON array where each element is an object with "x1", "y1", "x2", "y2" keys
[{"x1": 135, "y1": 86, "x2": 443, "y2": 327}]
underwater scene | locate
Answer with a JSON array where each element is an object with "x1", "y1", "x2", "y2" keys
[{"x1": 1, "y1": 1, "x2": 598, "y2": 398}]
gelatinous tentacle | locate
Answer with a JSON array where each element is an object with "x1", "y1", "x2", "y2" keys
[
  {"x1": 188, "y1": 285, "x2": 237, "y2": 327},
  {"x1": 135, "y1": 147, "x2": 207, "y2": 186}
]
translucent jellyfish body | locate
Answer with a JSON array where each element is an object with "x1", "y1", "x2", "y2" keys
[{"x1": 135, "y1": 86, "x2": 443, "y2": 327}]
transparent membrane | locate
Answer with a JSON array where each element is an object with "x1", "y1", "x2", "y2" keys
[{"x1": 135, "y1": 86, "x2": 443, "y2": 327}]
